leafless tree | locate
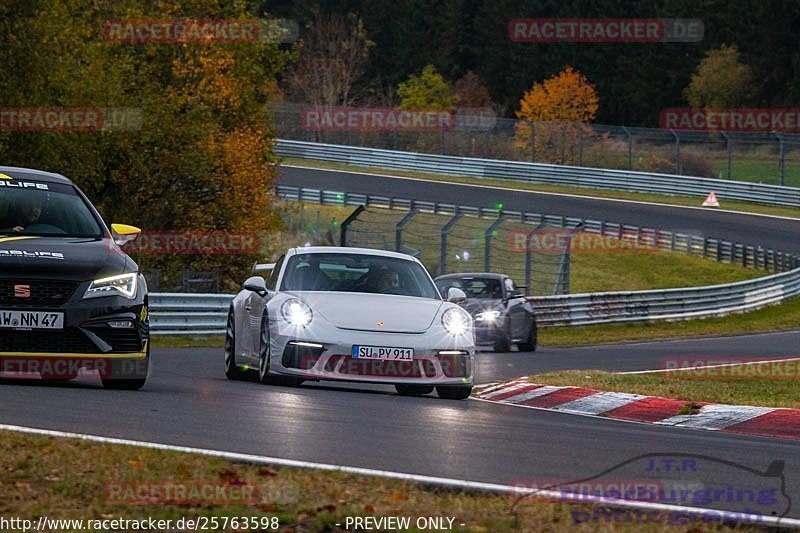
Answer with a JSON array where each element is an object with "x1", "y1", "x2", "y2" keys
[{"x1": 288, "y1": 11, "x2": 373, "y2": 107}]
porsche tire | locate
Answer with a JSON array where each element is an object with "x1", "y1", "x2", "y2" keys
[
  {"x1": 101, "y1": 348, "x2": 149, "y2": 391},
  {"x1": 436, "y1": 385, "x2": 473, "y2": 400},
  {"x1": 224, "y1": 307, "x2": 247, "y2": 380}
]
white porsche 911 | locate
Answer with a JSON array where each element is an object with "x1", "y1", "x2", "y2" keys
[{"x1": 224, "y1": 246, "x2": 475, "y2": 399}]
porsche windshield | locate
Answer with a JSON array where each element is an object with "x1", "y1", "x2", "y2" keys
[
  {"x1": 280, "y1": 252, "x2": 440, "y2": 299},
  {"x1": 0, "y1": 181, "x2": 103, "y2": 237}
]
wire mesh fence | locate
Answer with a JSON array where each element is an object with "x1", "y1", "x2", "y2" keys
[{"x1": 342, "y1": 206, "x2": 577, "y2": 295}]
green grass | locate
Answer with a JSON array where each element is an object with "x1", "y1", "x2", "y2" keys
[
  {"x1": 539, "y1": 296, "x2": 800, "y2": 347},
  {"x1": 568, "y1": 234, "x2": 759, "y2": 293},
  {"x1": 524, "y1": 359, "x2": 800, "y2": 409},
  {"x1": 711, "y1": 158, "x2": 800, "y2": 188},
  {"x1": 281, "y1": 158, "x2": 800, "y2": 220},
  {"x1": 0, "y1": 430, "x2": 757, "y2": 532},
  {"x1": 151, "y1": 335, "x2": 224, "y2": 349}
]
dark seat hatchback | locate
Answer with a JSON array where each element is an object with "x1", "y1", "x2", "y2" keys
[{"x1": 0, "y1": 166, "x2": 148, "y2": 389}]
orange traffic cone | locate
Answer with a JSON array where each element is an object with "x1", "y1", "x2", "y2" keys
[{"x1": 702, "y1": 191, "x2": 720, "y2": 207}]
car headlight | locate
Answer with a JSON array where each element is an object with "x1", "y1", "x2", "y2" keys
[
  {"x1": 442, "y1": 307, "x2": 471, "y2": 336},
  {"x1": 84, "y1": 272, "x2": 138, "y2": 299},
  {"x1": 475, "y1": 310, "x2": 502, "y2": 323},
  {"x1": 281, "y1": 298, "x2": 313, "y2": 327}
]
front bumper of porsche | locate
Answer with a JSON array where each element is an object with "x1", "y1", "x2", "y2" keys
[{"x1": 268, "y1": 321, "x2": 474, "y2": 386}]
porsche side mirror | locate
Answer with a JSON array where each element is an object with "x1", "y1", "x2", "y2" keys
[
  {"x1": 111, "y1": 223, "x2": 141, "y2": 246},
  {"x1": 447, "y1": 287, "x2": 467, "y2": 304},
  {"x1": 243, "y1": 276, "x2": 267, "y2": 296}
]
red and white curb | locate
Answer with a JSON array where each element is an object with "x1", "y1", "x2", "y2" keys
[{"x1": 474, "y1": 380, "x2": 800, "y2": 442}]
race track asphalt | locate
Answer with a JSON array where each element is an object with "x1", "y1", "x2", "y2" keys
[
  {"x1": 1, "y1": 338, "x2": 799, "y2": 520},
  {"x1": 278, "y1": 165, "x2": 800, "y2": 254}
]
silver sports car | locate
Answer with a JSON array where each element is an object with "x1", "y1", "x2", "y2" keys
[{"x1": 224, "y1": 246, "x2": 475, "y2": 399}]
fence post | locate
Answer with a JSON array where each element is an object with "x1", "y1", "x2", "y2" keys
[
  {"x1": 393, "y1": 124, "x2": 398, "y2": 150},
  {"x1": 622, "y1": 126, "x2": 633, "y2": 170},
  {"x1": 440, "y1": 122, "x2": 446, "y2": 155},
  {"x1": 340, "y1": 205, "x2": 365, "y2": 246},
  {"x1": 721, "y1": 131, "x2": 732, "y2": 179},
  {"x1": 670, "y1": 129, "x2": 681, "y2": 174},
  {"x1": 395, "y1": 209, "x2": 418, "y2": 253},
  {"x1": 440, "y1": 210, "x2": 463, "y2": 275},
  {"x1": 578, "y1": 128, "x2": 584, "y2": 166},
  {"x1": 774, "y1": 132, "x2": 785, "y2": 186},
  {"x1": 524, "y1": 222, "x2": 546, "y2": 296},
  {"x1": 484, "y1": 216, "x2": 506, "y2": 271}
]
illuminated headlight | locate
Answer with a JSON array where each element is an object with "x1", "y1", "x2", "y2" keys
[
  {"x1": 442, "y1": 307, "x2": 471, "y2": 336},
  {"x1": 281, "y1": 298, "x2": 313, "y2": 327},
  {"x1": 475, "y1": 310, "x2": 502, "y2": 323},
  {"x1": 84, "y1": 273, "x2": 138, "y2": 299}
]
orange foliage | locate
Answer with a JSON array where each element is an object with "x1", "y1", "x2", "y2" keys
[{"x1": 515, "y1": 67, "x2": 599, "y2": 164}]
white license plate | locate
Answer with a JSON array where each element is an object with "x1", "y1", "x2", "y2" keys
[
  {"x1": 352, "y1": 345, "x2": 414, "y2": 361},
  {"x1": 0, "y1": 310, "x2": 64, "y2": 330}
]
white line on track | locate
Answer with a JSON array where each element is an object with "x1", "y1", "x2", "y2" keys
[
  {"x1": 2, "y1": 423, "x2": 798, "y2": 528},
  {"x1": 282, "y1": 164, "x2": 800, "y2": 222}
]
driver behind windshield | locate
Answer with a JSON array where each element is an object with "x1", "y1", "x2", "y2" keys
[{"x1": 1, "y1": 191, "x2": 43, "y2": 233}]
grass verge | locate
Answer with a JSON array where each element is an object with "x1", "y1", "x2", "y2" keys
[
  {"x1": 524, "y1": 359, "x2": 800, "y2": 409},
  {"x1": 0, "y1": 430, "x2": 755, "y2": 531},
  {"x1": 281, "y1": 158, "x2": 800, "y2": 220},
  {"x1": 150, "y1": 335, "x2": 224, "y2": 349},
  {"x1": 539, "y1": 297, "x2": 800, "y2": 347}
]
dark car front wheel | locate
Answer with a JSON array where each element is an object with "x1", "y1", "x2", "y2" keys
[
  {"x1": 517, "y1": 320, "x2": 538, "y2": 352},
  {"x1": 101, "y1": 346, "x2": 149, "y2": 390},
  {"x1": 224, "y1": 308, "x2": 247, "y2": 380}
]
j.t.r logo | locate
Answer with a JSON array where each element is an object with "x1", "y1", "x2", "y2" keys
[{"x1": 14, "y1": 284, "x2": 31, "y2": 298}]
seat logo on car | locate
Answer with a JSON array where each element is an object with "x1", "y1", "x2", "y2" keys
[
  {"x1": 376, "y1": 321, "x2": 384, "y2": 327},
  {"x1": 14, "y1": 284, "x2": 31, "y2": 298}
]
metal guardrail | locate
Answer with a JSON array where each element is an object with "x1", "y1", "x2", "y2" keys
[
  {"x1": 149, "y1": 293, "x2": 231, "y2": 335},
  {"x1": 150, "y1": 185, "x2": 800, "y2": 333},
  {"x1": 276, "y1": 139, "x2": 800, "y2": 208}
]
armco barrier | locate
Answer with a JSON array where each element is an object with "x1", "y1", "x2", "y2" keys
[
  {"x1": 276, "y1": 139, "x2": 800, "y2": 208},
  {"x1": 149, "y1": 264, "x2": 800, "y2": 333},
  {"x1": 149, "y1": 293, "x2": 231, "y2": 335}
]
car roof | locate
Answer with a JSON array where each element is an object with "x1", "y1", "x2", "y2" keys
[
  {"x1": 289, "y1": 246, "x2": 420, "y2": 262},
  {"x1": 0, "y1": 166, "x2": 74, "y2": 185},
  {"x1": 435, "y1": 272, "x2": 506, "y2": 280}
]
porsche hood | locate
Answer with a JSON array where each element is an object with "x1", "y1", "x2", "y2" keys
[{"x1": 287, "y1": 291, "x2": 444, "y2": 334}]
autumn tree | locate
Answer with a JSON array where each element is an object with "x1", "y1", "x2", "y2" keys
[
  {"x1": 397, "y1": 65, "x2": 454, "y2": 111},
  {"x1": 683, "y1": 45, "x2": 754, "y2": 108},
  {"x1": 287, "y1": 11, "x2": 373, "y2": 107},
  {"x1": 0, "y1": 0, "x2": 288, "y2": 290},
  {"x1": 451, "y1": 71, "x2": 494, "y2": 109},
  {"x1": 515, "y1": 67, "x2": 599, "y2": 164}
]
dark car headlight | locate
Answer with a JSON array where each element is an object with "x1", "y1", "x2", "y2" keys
[
  {"x1": 475, "y1": 310, "x2": 502, "y2": 323},
  {"x1": 83, "y1": 272, "x2": 138, "y2": 299}
]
